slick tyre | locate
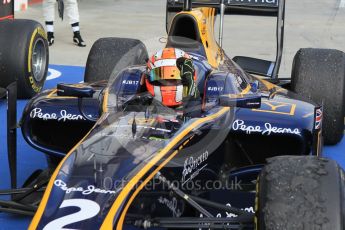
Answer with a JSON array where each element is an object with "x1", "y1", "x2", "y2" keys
[
  {"x1": 0, "y1": 19, "x2": 49, "y2": 99},
  {"x1": 256, "y1": 156, "x2": 345, "y2": 230},
  {"x1": 84, "y1": 37, "x2": 148, "y2": 83},
  {"x1": 291, "y1": 48, "x2": 345, "y2": 145}
]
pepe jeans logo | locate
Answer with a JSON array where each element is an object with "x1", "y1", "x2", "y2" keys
[
  {"x1": 54, "y1": 179, "x2": 117, "y2": 195},
  {"x1": 232, "y1": 119, "x2": 300, "y2": 135},
  {"x1": 158, "y1": 196, "x2": 182, "y2": 217},
  {"x1": 182, "y1": 150, "x2": 209, "y2": 185},
  {"x1": 30, "y1": 108, "x2": 86, "y2": 122}
]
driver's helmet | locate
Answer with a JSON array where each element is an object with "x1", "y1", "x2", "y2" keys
[{"x1": 146, "y1": 48, "x2": 191, "y2": 107}]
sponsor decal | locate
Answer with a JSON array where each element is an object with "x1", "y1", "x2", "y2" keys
[
  {"x1": 252, "y1": 101, "x2": 296, "y2": 116},
  {"x1": 232, "y1": 119, "x2": 301, "y2": 135},
  {"x1": 182, "y1": 150, "x2": 209, "y2": 185},
  {"x1": 30, "y1": 108, "x2": 86, "y2": 122},
  {"x1": 29, "y1": 76, "x2": 42, "y2": 93},
  {"x1": 216, "y1": 203, "x2": 254, "y2": 218},
  {"x1": 54, "y1": 179, "x2": 117, "y2": 195},
  {"x1": 43, "y1": 199, "x2": 100, "y2": 229},
  {"x1": 314, "y1": 108, "x2": 322, "y2": 130},
  {"x1": 122, "y1": 80, "x2": 139, "y2": 85},
  {"x1": 207, "y1": 86, "x2": 224, "y2": 92},
  {"x1": 157, "y1": 196, "x2": 182, "y2": 217}
]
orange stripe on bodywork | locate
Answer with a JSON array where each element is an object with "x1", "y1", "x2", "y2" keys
[
  {"x1": 100, "y1": 107, "x2": 230, "y2": 229},
  {"x1": 241, "y1": 84, "x2": 251, "y2": 95},
  {"x1": 102, "y1": 88, "x2": 109, "y2": 113}
]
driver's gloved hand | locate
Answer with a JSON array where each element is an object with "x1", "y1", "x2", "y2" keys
[{"x1": 176, "y1": 57, "x2": 199, "y2": 98}]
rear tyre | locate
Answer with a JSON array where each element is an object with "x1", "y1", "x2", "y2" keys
[
  {"x1": 84, "y1": 37, "x2": 148, "y2": 83},
  {"x1": 291, "y1": 48, "x2": 345, "y2": 145},
  {"x1": 0, "y1": 19, "x2": 49, "y2": 99},
  {"x1": 256, "y1": 156, "x2": 345, "y2": 230}
]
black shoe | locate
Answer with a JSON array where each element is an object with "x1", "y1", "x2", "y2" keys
[
  {"x1": 47, "y1": 32, "x2": 54, "y2": 46},
  {"x1": 73, "y1": 31, "x2": 86, "y2": 47}
]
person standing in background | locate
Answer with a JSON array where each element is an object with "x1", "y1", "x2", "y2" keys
[{"x1": 43, "y1": 0, "x2": 86, "y2": 47}]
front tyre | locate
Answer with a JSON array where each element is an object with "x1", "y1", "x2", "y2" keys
[
  {"x1": 0, "y1": 19, "x2": 49, "y2": 99},
  {"x1": 256, "y1": 156, "x2": 345, "y2": 230}
]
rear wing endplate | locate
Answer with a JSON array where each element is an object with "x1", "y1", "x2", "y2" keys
[{"x1": 166, "y1": 0, "x2": 285, "y2": 79}]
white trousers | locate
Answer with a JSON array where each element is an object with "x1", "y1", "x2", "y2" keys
[{"x1": 43, "y1": 0, "x2": 80, "y2": 25}]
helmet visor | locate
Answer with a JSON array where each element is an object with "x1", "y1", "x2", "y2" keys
[{"x1": 149, "y1": 66, "x2": 181, "y2": 83}]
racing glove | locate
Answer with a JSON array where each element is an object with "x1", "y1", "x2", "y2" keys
[{"x1": 176, "y1": 57, "x2": 199, "y2": 99}]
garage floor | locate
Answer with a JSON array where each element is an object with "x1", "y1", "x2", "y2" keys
[{"x1": 1, "y1": 0, "x2": 345, "y2": 229}]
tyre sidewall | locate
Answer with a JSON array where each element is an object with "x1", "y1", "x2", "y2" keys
[{"x1": 23, "y1": 25, "x2": 49, "y2": 98}]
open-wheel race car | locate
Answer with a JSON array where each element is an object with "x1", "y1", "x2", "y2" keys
[{"x1": 1, "y1": 0, "x2": 345, "y2": 229}]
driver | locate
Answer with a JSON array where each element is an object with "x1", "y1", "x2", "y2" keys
[{"x1": 143, "y1": 48, "x2": 201, "y2": 116}]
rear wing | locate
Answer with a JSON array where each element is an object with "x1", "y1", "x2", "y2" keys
[
  {"x1": 0, "y1": 1, "x2": 14, "y2": 20},
  {"x1": 166, "y1": 0, "x2": 286, "y2": 79},
  {"x1": 167, "y1": 0, "x2": 280, "y2": 16}
]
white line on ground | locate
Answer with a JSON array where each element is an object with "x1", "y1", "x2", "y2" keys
[{"x1": 340, "y1": 0, "x2": 345, "y2": 8}]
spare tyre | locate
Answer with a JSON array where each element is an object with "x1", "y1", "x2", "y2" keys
[{"x1": 0, "y1": 19, "x2": 49, "y2": 99}]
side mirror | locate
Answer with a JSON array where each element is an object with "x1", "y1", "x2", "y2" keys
[
  {"x1": 57, "y1": 83, "x2": 94, "y2": 98},
  {"x1": 219, "y1": 93, "x2": 261, "y2": 108}
]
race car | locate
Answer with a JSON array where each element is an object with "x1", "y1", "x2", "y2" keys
[{"x1": 1, "y1": 0, "x2": 345, "y2": 229}]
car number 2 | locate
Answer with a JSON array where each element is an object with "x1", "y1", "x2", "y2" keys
[{"x1": 43, "y1": 199, "x2": 100, "y2": 230}]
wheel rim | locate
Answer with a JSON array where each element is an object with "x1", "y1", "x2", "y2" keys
[{"x1": 31, "y1": 38, "x2": 47, "y2": 82}]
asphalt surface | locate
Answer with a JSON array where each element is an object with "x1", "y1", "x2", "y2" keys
[{"x1": 16, "y1": 0, "x2": 345, "y2": 78}]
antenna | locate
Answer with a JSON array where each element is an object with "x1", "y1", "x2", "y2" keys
[
  {"x1": 183, "y1": 0, "x2": 192, "y2": 11},
  {"x1": 219, "y1": 0, "x2": 225, "y2": 48}
]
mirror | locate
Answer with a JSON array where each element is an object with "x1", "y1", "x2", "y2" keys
[{"x1": 57, "y1": 83, "x2": 94, "y2": 98}]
